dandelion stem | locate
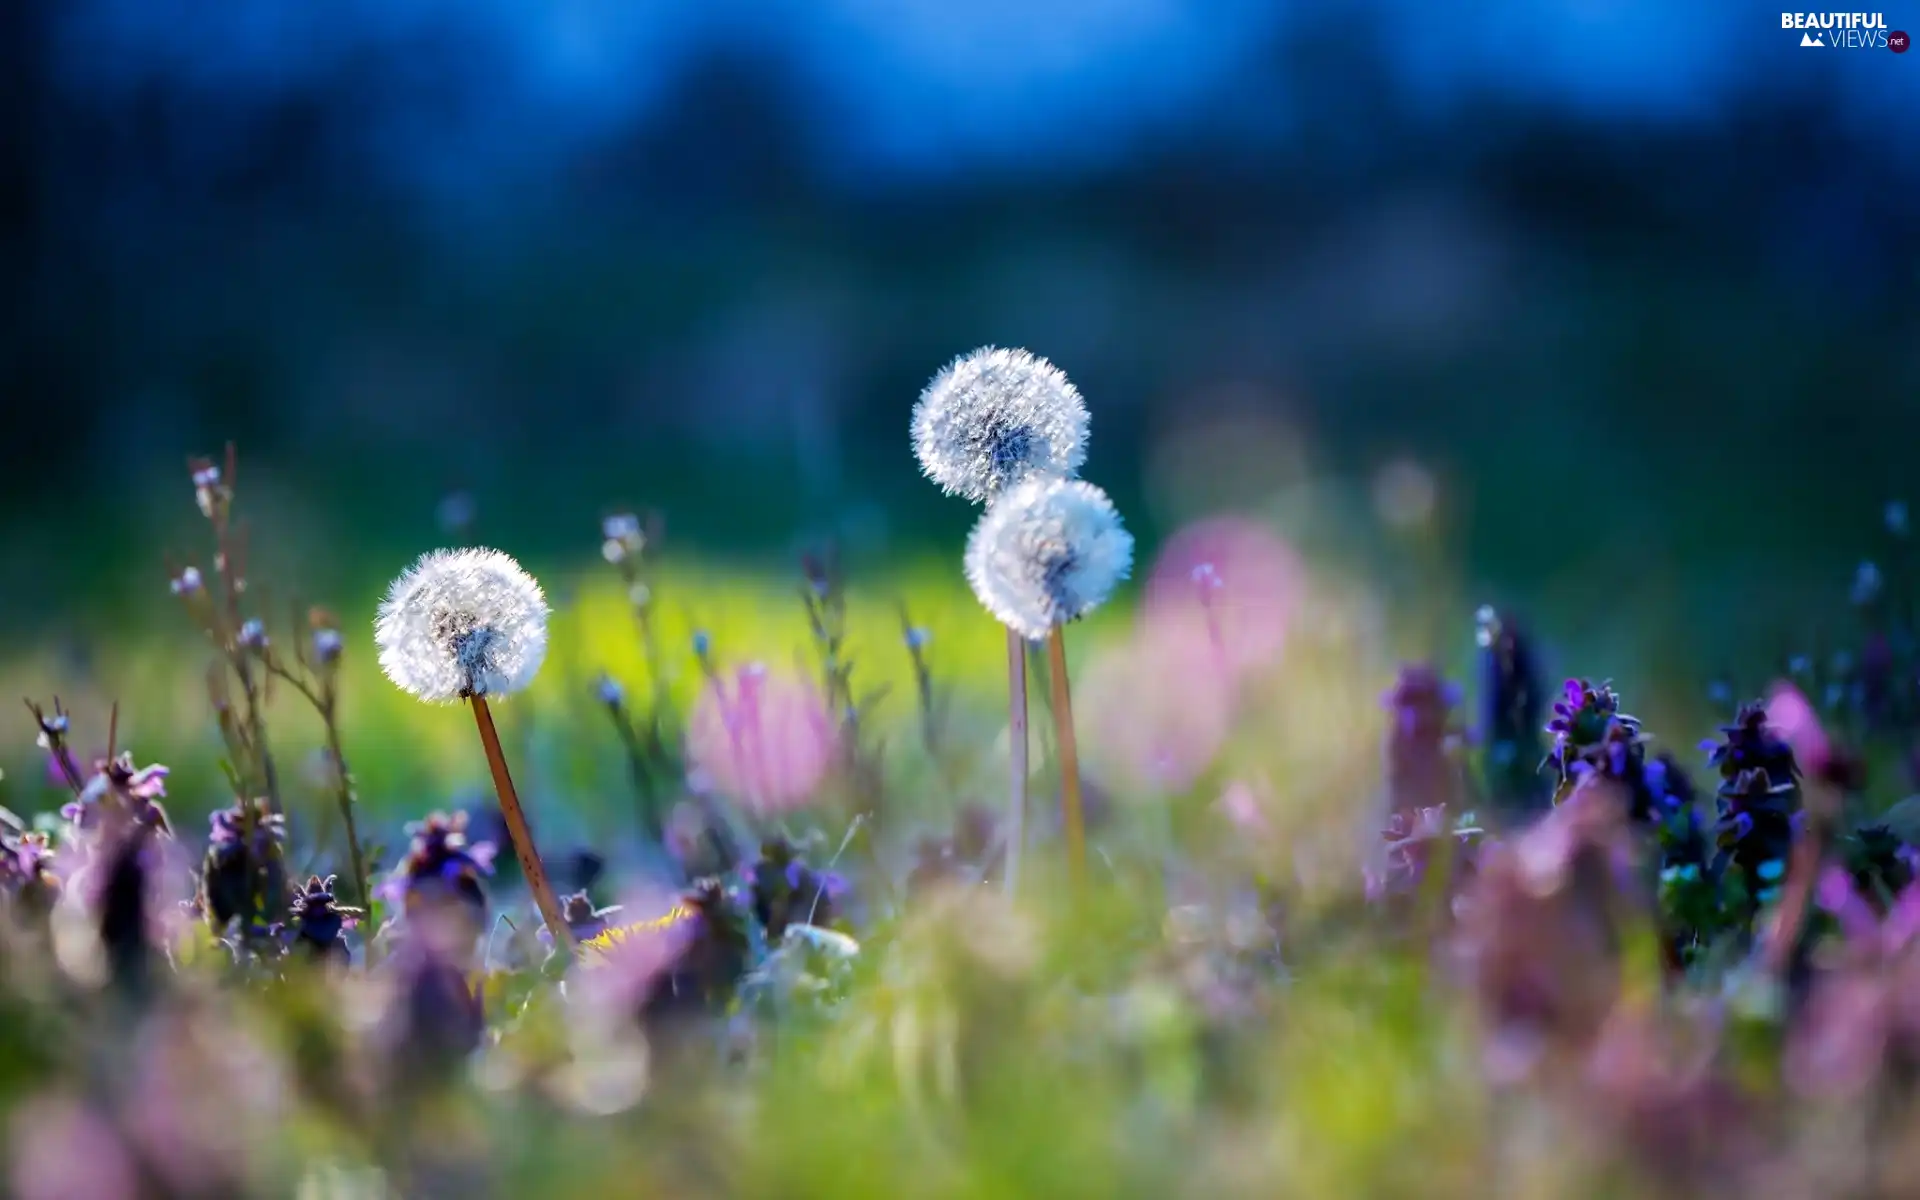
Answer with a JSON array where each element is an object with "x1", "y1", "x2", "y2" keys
[
  {"x1": 1045, "y1": 625, "x2": 1085, "y2": 887},
  {"x1": 469, "y1": 695, "x2": 573, "y2": 954},
  {"x1": 1005, "y1": 626, "x2": 1028, "y2": 898}
]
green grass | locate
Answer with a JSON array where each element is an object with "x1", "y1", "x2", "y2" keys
[{"x1": 0, "y1": 556, "x2": 1131, "y2": 845}]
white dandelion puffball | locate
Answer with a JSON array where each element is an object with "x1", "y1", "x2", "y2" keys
[
  {"x1": 965, "y1": 477, "x2": 1133, "y2": 641},
  {"x1": 375, "y1": 548, "x2": 550, "y2": 703},
  {"x1": 912, "y1": 346, "x2": 1090, "y2": 504}
]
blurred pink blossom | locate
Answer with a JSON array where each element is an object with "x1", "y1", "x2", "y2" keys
[
  {"x1": 571, "y1": 886, "x2": 701, "y2": 1022},
  {"x1": 9, "y1": 1096, "x2": 141, "y2": 1200},
  {"x1": 1142, "y1": 516, "x2": 1302, "y2": 682},
  {"x1": 1080, "y1": 621, "x2": 1233, "y2": 796},
  {"x1": 58, "y1": 827, "x2": 197, "y2": 950},
  {"x1": 1764, "y1": 682, "x2": 1829, "y2": 774},
  {"x1": 1217, "y1": 780, "x2": 1271, "y2": 838},
  {"x1": 687, "y1": 665, "x2": 837, "y2": 816},
  {"x1": 120, "y1": 1008, "x2": 283, "y2": 1195},
  {"x1": 1788, "y1": 870, "x2": 1920, "y2": 1099}
]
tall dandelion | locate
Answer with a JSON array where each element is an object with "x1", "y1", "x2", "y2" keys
[
  {"x1": 374, "y1": 548, "x2": 573, "y2": 952},
  {"x1": 965, "y1": 476, "x2": 1133, "y2": 884},
  {"x1": 913, "y1": 346, "x2": 1091, "y2": 895}
]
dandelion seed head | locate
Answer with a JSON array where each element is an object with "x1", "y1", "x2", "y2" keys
[
  {"x1": 965, "y1": 477, "x2": 1132, "y2": 641},
  {"x1": 912, "y1": 346, "x2": 1090, "y2": 504},
  {"x1": 374, "y1": 548, "x2": 549, "y2": 704}
]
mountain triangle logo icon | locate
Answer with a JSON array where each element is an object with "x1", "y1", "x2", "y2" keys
[{"x1": 1800, "y1": 30, "x2": 1824, "y2": 45}]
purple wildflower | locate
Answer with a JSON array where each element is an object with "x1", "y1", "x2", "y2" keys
[
  {"x1": 1477, "y1": 606, "x2": 1548, "y2": 820},
  {"x1": 288, "y1": 874, "x2": 362, "y2": 963},
  {"x1": 1701, "y1": 701, "x2": 1800, "y2": 787},
  {"x1": 61, "y1": 753, "x2": 174, "y2": 841},
  {"x1": 377, "y1": 926, "x2": 487, "y2": 1093},
  {"x1": 0, "y1": 828, "x2": 62, "y2": 919},
  {"x1": 381, "y1": 811, "x2": 496, "y2": 937},
  {"x1": 198, "y1": 798, "x2": 289, "y2": 936},
  {"x1": 1382, "y1": 664, "x2": 1467, "y2": 830},
  {"x1": 558, "y1": 890, "x2": 620, "y2": 943},
  {"x1": 1711, "y1": 768, "x2": 1798, "y2": 915},
  {"x1": 1544, "y1": 679, "x2": 1639, "y2": 780},
  {"x1": 749, "y1": 837, "x2": 845, "y2": 942}
]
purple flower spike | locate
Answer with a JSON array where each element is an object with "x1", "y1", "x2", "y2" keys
[{"x1": 124, "y1": 765, "x2": 169, "y2": 801}]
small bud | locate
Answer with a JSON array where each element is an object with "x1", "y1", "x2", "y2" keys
[
  {"x1": 312, "y1": 628, "x2": 343, "y2": 665},
  {"x1": 1888, "y1": 500, "x2": 1910, "y2": 538},
  {"x1": 596, "y1": 675, "x2": 624, "y2": 707},
  {"x1": 692, "y1": 630, "x2": 711, "y2": 658},
  {"x1": 905, "y1": 626, "x2": 931, "y2": 650},
  {"x1": 238, "y1": 619, "x2": 269, "y2": 652},
  {"x1": 627, "y1": 583, "x2": 651, "y2": 610},
  {"x1": 436, "y1": 491, "x2": 476, "y2": 536},
  {"x1": 601, "y1": 539, "x2": 627, "y2": 564},
  {"x1": 170, "y1": 566, "x2": 204, "y2": 596},
  {"x1": 1473, "y1": 604, "x2": 1499, "y2": 649},
  {"x1": 1190, "y1": 562, "x2": 1223, "y2": 590},
  {"x1": 1853, "y1": 561, "x2": 1884, "y2": 607},
  {"x1": 603, "y1": 513, "x2": 642, "y2": 543}
]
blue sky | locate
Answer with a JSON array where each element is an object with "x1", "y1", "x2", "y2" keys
[{"x1": 45, "y1": 0, "x2": 1917, "y2": 190}]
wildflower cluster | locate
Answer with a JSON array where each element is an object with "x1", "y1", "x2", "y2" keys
[{"x1": 7, "y1": 432, "x2": 1920, "y2": 1197}]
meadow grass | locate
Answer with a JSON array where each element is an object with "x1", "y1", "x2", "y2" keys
[{"x1": 3, "y1": 456, "x2": 1912, "y2": 1198}]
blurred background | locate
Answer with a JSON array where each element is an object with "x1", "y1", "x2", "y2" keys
[{"x1": 0, "y1": 0, "x2": 1915, "y2": 826}]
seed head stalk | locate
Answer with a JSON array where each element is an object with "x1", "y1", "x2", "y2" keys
[
  {"x1": 470, "y1": 694, "x2": 573, "y2": 954},
  {"x1": 1005, "y1": 626, "x2": 1029, "y2": 897},
  {"x1": 1046, "y1": 625, "x2": 1086, "y2": 888}
]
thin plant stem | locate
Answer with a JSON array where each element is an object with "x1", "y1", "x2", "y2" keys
[
  {"x1": 606, "y1": 700, "x2": 662, "y2": 842},
  {"x1": 322, "y1": 715, "x2": 373, "y2": 916},
  {"x1": 469, "y1": 695, "x2": 573, "y2": 954},
  {"x1": 1004, "y1": 625, "x2": 1028, "y2": 899},
  {"x1": 257, "y1": 647, "x2": 372, "y2": 917},
  {"x1": 637, "y1": 604, "x2": 672, "y2": 764},
  {"x1": 1046, "y1": 624, "x2": 1086, "y2": 887},
  {"x1": 1763, "y1": 773, "x2": 1842, "y2": 979}
]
